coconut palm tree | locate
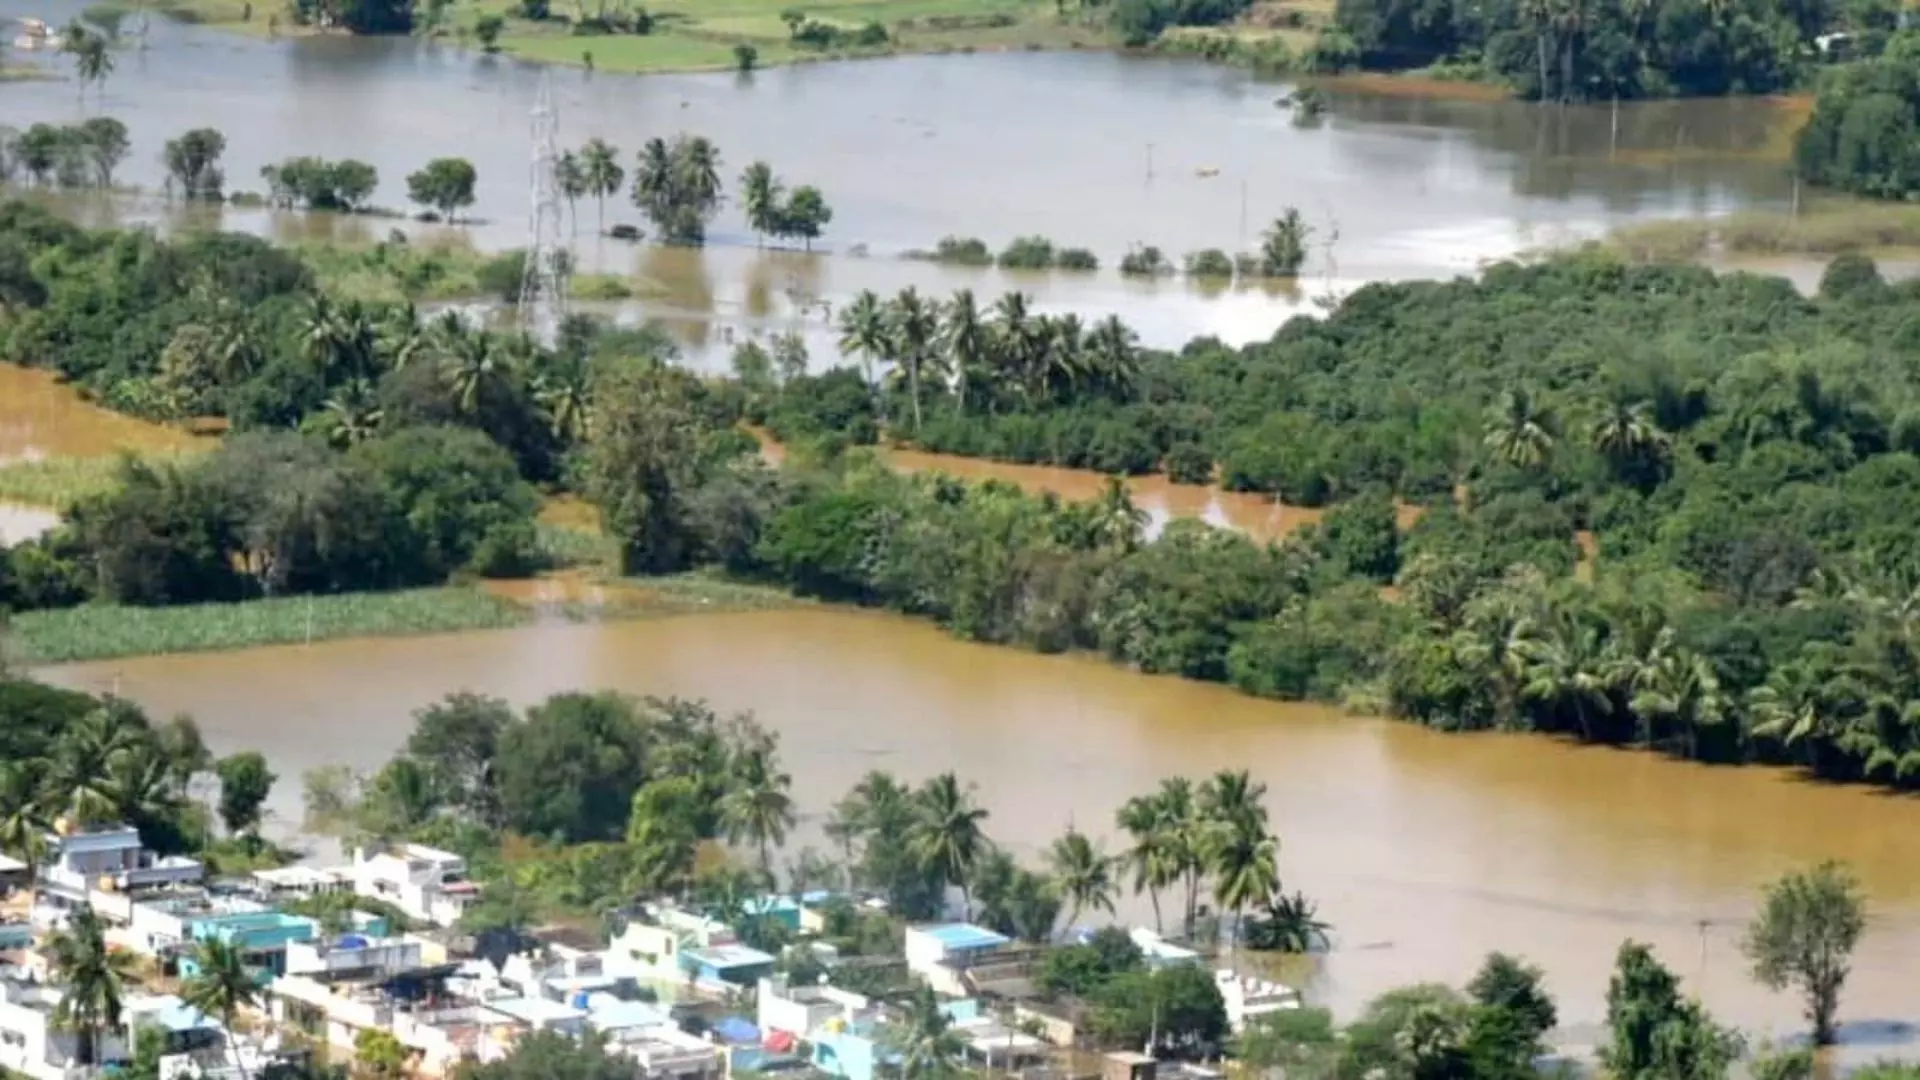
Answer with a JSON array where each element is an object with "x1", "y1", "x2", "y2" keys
[
  {"x1": 580, "y1": 138, "x2": 625, "y2": 235},
  {"x1": 718, "y1": 742, "x2": 795, "y2": 878},
  {"x1": 1484, "y1": 387, "x2": 1558, "y2": 470},
  {"x1": 837, "y1": 289, "x2": 891, "y2": 398},
  {"x1": 1090, "y1": 476, "x2": 1148, "y2": 553},
  {"x1": 62, "y1": 22, "x2": 114, "y2": 104},
  {"x1": 990, "y1": 292, "x2": 1038, "y2": 404},
  {"x1": 555, "y1": 150, "x2": 587, "y2": 235},
  {"x1": 940, "y1": 288, "x2": 988, "y2": 411},
  {"x1": 0, "y1": 761, "x2": 48, "y2": 883},
  {"x1": 888, "y1": 287, "x2": 940, "y2": 431},
  {"x1": 155, "y1": 715, "x2": 211, "y2": 797},
  {"x1": 1116, "y1": 793, "x2": 1179, "y2": 933},
  {"x1": 889, "y1": 986, "x2": 966, "y2": 1080},
  {"x1": 1244, "y1": 890, "x2": 1330, "y2": 954},
  {"x1": 1204, "y1": 817, "x2": 1279, "y2": 955},
  {"x1": 47, "y1": 907, "x2": 137, "y2": 1067},
  {"x1": 1590, "y1": 399, "x2": 1670, "y2": 476},
  {"x1": 1749, "y1": 661, "x2": 1839, "y2": 773},
  {"x1": 740, "y1": 161, "x2": 783, "y2": 247},
  {"x1": 1153, "y1": 776, "x2": 1205, "y2": 938},
  {"x1": 678, "y1": 136, "x2": 723, "y2": 207},
  {"x1": 1630, "y1": 647, "x2": 1726, "y2": 760},
  {"x1": 632, "y1": 137, "x2": 675, "y2": 215},
  {"x1": 909, "y1": 772, "x2": 989, "y2": 921},
  {"x1": 437, "y1": 327, "x2": 507, "y2": 417},
  {"x1": 1199, "y1": 769, "x2": 1268, "y2": 834},
  {"x1": 1084, "y1": 314, "x2": 1139, "y2": 399},
  {"x1": 1047, "y1": 826, "x2": 1116, "y2": 933},
  {"x1": 182, "y1": 938, "x2": 259, "y2": 1080},
  {"x1": 321, "y1": 378, "x2": 384, "y2": 448},
  {"x1": 49, "y1": 707, "x2": 142, "y2": 826},
  {"x1": 1516, "y1": 608, "x2": 1617, "y2": 742},
  {"x1": 103, "y1": 740, "x2": 179, "y2": 830},
  {"x1": 533, "y1": 361, "x2": 593, "y2": 442}
]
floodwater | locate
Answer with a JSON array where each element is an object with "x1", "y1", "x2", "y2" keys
[
  {"x1": 2, "y1": 0, "x2": 1804, "y2": 363},
  {"x1": 0, "y1": 364, "x2": 204, "y2": 542},
  {"x1": 33, "y1": 609, "x2": 1920, "y2": 1055}
]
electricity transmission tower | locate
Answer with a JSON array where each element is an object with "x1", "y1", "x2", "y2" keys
[{"x1": 518, "y1": 73, "x2": 570, "y2": 335}]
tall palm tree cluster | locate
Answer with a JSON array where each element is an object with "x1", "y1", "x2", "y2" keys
[
  {"x1": 821, "y1": 767, "x2": 1314, "y2": 952},
  {"x1": 1394, "y1": 552, "x2": 1920, "y2": 784},
  {"x1": 0, "y1": 705, "x2": 210, "y2": 873},
  {"x1": 630, "y1": 134, "x2": 723, "y2": 246},
  {"x1": 835, "y1": 287, "x2": 1142, "y2": 430},
  {"x1": 1483, "y1": 388, "x2": 1672, "y2": 483}
]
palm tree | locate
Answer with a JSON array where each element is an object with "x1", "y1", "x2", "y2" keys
[
  {"x1": 1199, "y1": 769, "x2": 1268, "y2": 834},
  {"x1": 1047, "y1": 826, "x2": 1116, "y2": 933},
  {"x1": 633, "y1": 137, "x2": 675, "y2": 213},
  {"x1": 1116, "y1": 793, "x2": 1179, "y2": 933},
  {"x1": 740, "y1": 161, "x2": 783, "y2": 246},
  {"x1": 990, "y1": 292, "x2": 1038, "y2": 404},
  {"x1": 555, "y1": 149, "x2": 587, "y2": 235},
  {"x1": 1203, "y1": 817, "x2": 1279, "y2": 955},
  {"x1": 1085, "y1": 315, "x2": 1139, "y2": 399},
  {"x1": 1484, "y1": 388, "x2": 1558, "y2": 470},
  {"x1": 837, "y1": 289, "x2": 891, "y2": 398},
  {"x1": 182, "y1": 938, "x2": 259, "y2": 1080},
  {"x1": 1245, "y1": 890, "x2": 1330, "y2": 953},
  {"x1": 62, "y1": 22, "x2": 114, "y2": 103},
  {"x1": 1628, "y1": 646, "x2": 1725, "y2": 757},
  {"x1": 155, "y1": 714, "x2": 211, "y2": 797},
  {"x1": 321, "y1": 378, "x2": 384, "y2": 448},
  {"x1": 49, "y1": 707, "x2": 142, "y2": 826},
  {"x1": 47, "y1": 907, "x2": 137, "y2": 1067},
  {"x1": 889, "y1": 986, "x2": 966, "y2": 1080},
  {"x1": 1153, "y1": 776, "x2": 1206, "y2": 938},
  {"x1": 0, "y1": 761, "x2": 48, "y2": 883},
  {"x1": 580, "y1": 138, "x2": 624, "y2": 235},
  {"x1": 678, "y1": 136, "x2": 723, "y2": 208},
  {"x1": 1590, "y1": 400, "x2": 1670, "y2": 475},
  {"x1": 888, "y1": 287, "x2": 939, "y2": 431},
  {"x1": 718, "y1": 742, "x2": 796, "y2": 878},
  {"x1": 1750, "y1": 661, "x2": 1839, "y2": 774},
  {"x1": 103, "y1": 740, "x2": 178, "y2": 830},
  {"x1": 909, "y1": 772, "x2": 989, "y2": 921},
  {"x1": 437, "y1": 327, "x2": 507, "y2": 416},
  {"x1": 532, "y1": 361, "x2": 593, "y2": 442},
  {"x1": 940, "y1": 289, "x2": 988, "y2": 412},
  {"x1": 1516, "y1": 608, "x2": 1617, "y2": 742},
  {"x1": 1091, "y1": 476, "x2": 1148, "y2": 553}
]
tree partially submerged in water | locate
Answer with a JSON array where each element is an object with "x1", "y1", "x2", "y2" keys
[
  {"x1": 1743, "y1": 861, "x2": 1866, "y2": 1046},
  {"x1": 631, "y1": 134, "x2": 724, "y2": 246}
]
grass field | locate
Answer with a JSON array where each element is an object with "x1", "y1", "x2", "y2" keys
[
  {"x1": 1607, "y1": 200, "x2": 1920, "y2": 263},
  {"x1": 4, "y1": 586, "x2": 532, "y2": 664},
  {"x1": 0, "y1": 450, "x2": 205, "y2": 511}
]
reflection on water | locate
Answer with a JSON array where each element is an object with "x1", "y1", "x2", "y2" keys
[
  {"x1": 33, "y1": 608, "x2": 1920, "y2": 1054},
  {"x1": 3, "y1": 0, "x2": 1805, "y2": 362}
]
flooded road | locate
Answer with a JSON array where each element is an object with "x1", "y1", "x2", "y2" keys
[
  {"x1": 3, "y1": 0, "x2": 1805, "y2": 359},
  {"x1": 33, "y1": 608, "x2": 1920, "y2": 1053}
]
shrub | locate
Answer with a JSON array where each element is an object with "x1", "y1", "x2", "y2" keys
[
  {"x1": 1056, "y1": 247, "x2": 1100, "y2": 272},
  {"x1": 1119, "y1": 245, "x2": 1173, "y2": 277},
  {"x1": 1184, "y1": 248, "x2": 1234, "y2": 278},
  {"x1": 998, "y1": 235, "x2": 1058, "y2": 270}
]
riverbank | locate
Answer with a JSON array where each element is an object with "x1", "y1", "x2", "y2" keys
[
  {"x1": 1606, "y1": 200, "x2": 1920, "y2": 263},
  {"x1": 2, "y1": 571, "x2": 802, "y2": 664}
]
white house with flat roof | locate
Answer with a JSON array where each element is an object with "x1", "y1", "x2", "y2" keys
[
  {"x1": 346, "y1": 844, "x2": 478, "y2": 927},
  {"x1": 1215, "y1": 970, "x2": 1300, "y2": 1032},
  {"x1": 904, "y1": 924, "x2": 1010, "y2": 996},
  {"x1": 0, "y1": 967, "x2": 133, "y2": 1080},
  {"x1": 33, "y1": 825, "x2": 202, "y2": 927}
]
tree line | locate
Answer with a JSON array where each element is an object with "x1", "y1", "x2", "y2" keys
[
  {"x1": 725, "y1": 251, "x2": 1920, "y2": 794},
  {"x1": 1333, "y1": 0, "x2": 1890, "y2": 100},
  {"x1": 1796, "y1": 30, "x2": 1920, "y2": 200}
]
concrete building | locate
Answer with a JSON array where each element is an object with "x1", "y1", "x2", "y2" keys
[
  {"x1": 903, "y1": 923, "x2": 1010, "y2": 996},
  {"x1": 124, "y1": 894, "x2": 319, "y2": 979},
  {"x1": 680, "y1": 944, "x2": 774, "y2": 990},
  {"x1": 1214, "y1": 970, "x2": 1300, "y2": 1032},
  {"x1": 33, "y1": 825, "x2": 203, "y2": 926},
  {"x1": 346, "y1": 845, "x2": 479, "y2": 928},
  {"x1": 0, "y1": 967, "x2": 131, "y2": 1080}
]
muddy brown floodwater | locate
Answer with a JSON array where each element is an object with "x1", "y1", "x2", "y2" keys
[{"x1": 33, "y1": 610, "x2": 1920, "y2": 1055}]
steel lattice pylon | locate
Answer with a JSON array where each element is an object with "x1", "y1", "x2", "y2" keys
[{"x1": 517, "y1": 73, "x2": 570, "y2": 335}]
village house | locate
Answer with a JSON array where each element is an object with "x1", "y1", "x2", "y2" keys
[
  {"x1": 345, "y1": 844, "x2": 479, "y2": 928},
  {"x1": 902, "y1": 923, "x2": 1010, "y2": 996},
  {"x1": 32, "y1": 824, "x2": 203, "y2": 928}
]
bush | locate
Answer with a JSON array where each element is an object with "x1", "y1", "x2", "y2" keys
[
  {"x1": 998, "y1": 235, "x2": 1058, "y2": 270},
  {"x1": 1165, "y1": 441, "x2": 1214, "y2": 484},
  {"x1": 1185, "y1": 248, "x2": 1234, "y2": 278},
  {"x1": 1056, "y1": 247, "x2": 1100, "y2": 272},
  {"x1": 1120, "y1": 245, "x2": 1173, "y2": 277}
]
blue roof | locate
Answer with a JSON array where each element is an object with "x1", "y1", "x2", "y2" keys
[
  {"x1": 714, "y1": 1016, "x2": 760, "y2": 1044},
  {"x1": 921, "y1": 923, "x2": 1010, "y2": 950},
  {"x1": 584, "y1": 998, "x2": 670, "y2": 1031},
  {"x1": 141, "y1": 997, "x2": 219, "y2": 1034}
]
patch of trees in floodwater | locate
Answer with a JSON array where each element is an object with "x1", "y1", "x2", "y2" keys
[{"x1": 16, "y1": 201, "x2": 1920, "y2": 795}]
